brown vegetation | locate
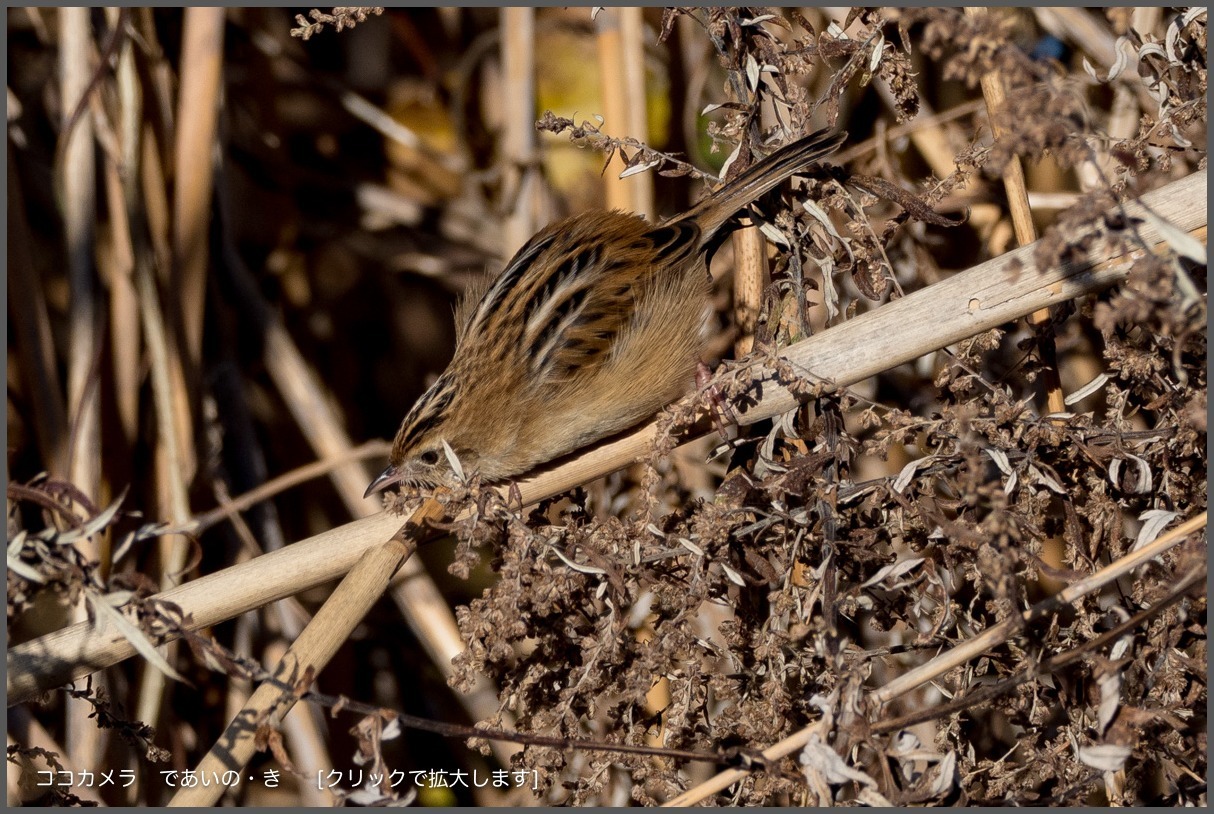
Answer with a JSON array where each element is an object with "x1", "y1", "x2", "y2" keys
[{"x1": 6, "y1": 7, "x2": 1207, "y2": 806}]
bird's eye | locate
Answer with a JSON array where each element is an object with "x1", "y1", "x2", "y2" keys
[{"x1": 419, "y1": 450, "x2": 440, "y2": 466}]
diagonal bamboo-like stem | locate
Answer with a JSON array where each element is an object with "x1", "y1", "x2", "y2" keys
[
  {"x1": 8, "y1": 169, "x2": 1206, "y2": 707},
  {"x1": 168, "y1": 534, "x2": 419, "y2": 806}
]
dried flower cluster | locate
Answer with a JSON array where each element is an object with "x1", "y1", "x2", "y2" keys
[{"x1": 291, "y1": 7, "x2": 384, "y2": 40}]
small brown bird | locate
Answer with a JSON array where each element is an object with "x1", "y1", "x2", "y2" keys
[{"x1": 366, "y1": 129, "x2": 844, "y2": 497}]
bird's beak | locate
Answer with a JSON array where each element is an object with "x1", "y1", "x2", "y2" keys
[{"x1": 364, "y1": 464, "x2": 403, "y2": 499}]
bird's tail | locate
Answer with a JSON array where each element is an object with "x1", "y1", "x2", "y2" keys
[{"x1": 677, "y1": 128, "x2": 845, "y2": 239}]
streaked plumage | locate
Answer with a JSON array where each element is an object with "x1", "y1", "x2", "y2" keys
[{"x1": 366, "y1": 129, "x2": 844, "y2": 496}]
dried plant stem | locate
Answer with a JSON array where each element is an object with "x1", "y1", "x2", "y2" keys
[
  {"x1": 261, "y1": 324, "x2": 384, "y2": 517},
  {"x1": 168, "y1": 535, "x2": 416, "y2": 807},
  {"x1": 247, "y1": 638, "x2": 336, "y2": 806},
  {"x1": 58, "y1": 5, "x2": 104, "y2": 775},
  {"x1": 134, "y1": 116, "x2": 198, "y2": 583},
  {"x1": 662, "y1": 510, "x2": 1207, "y2": 807},
  {"x1": 965, "y1": 7, "x2": 1064, "y2": 415},
  {"x1": 172, "y1": 8, "x2": 224, "y2": 367},
  {"x1": 131, "y1": 90, "x2": 194, "y2": 747},
  {"x1": 731, "y1": 226, "x2": 768, "y2": 357},
  {"x1": 104, "y1": 5, "x2": 141, "y2": 444},
  {"x1": 102, "y1": 161, "x2": 140, "y2": 444},
  {"x1": 9, "y1": 169, "x2": 1203, "y2": 707},
  {"x1": 60, "y1": 8, "x2": 101, "y2": 503},
  {"x1": 499, "y1": 7, "x2": 542, "y2": 255},
  {"x1": 215, "y1": 508, "x2": 332, "y2": 805},
  {"x1": 135, "y1": 178, "x2": 193, "y2": 564},
  {"x1": 98, "y1": 10, "x2": 185, "y2": 747},
  {"x1": 132, "y1": 256, "x2": 190, "y2": 747},
  {"x1": 596, "y1": 7, "x2": 654, "y2": 215}
]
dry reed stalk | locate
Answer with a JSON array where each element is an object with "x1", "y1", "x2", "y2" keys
[
  {"x1": 139, "y1": 69, "x2": 197, "y2": 587},
  {"x1": 620, "y1": 7, "x2": 653, "y2": 215},
  {"x1": 136, "y1": 120, "x2": 197, "y2": 575},
  {"x1": 126, "y1": 30, "x2": 197, "y2": 750},
  {"x1": 209, "y1": 480, "x2": 314, "y2": 641},
  {"x1": 172, "y1": 7, "x2": 224, "y2": 367},
  {"x1": 7, "y1": 144, "x2": 68, "y2": 473},
  {"x1": 168, "y1": 535, "x2": 417, "y2": 807},
  {"x1": 732, "y1": 225, "x2": 768, "y2": 357},
  {"x1": 132, "y1": 142, "x2": 195, "y2": 746},
  {"x1": 10, "y1": 169, "x2": 1203, "y2": 708},
  {"x1": 140, "y1": 124, "x2": 172, "y2": 269},
  {"x1": 499, "y1": 7, "x2": 542, "y2": 255},
  {"x1": 661, "y1": 511, "x2": 1208, "y2": 806},
  {"x1": 596, "y1": 7, "x2": 655, "y2": 215},
  {"x1": 106, "y1": 6, "x2": 142, "y2": 443},
  {"x1": 595, "y1": 10, "x2": 628, "y2": 212},
  {"x1": 102, "y1": 162, "x2": 140, "y2": 443},
  {"x1": 59, "y1": 7, "x2": 101, "y2": 506},
  {"x1": 255, "y1": 321, "x2": 386, "y2": 521},
  {"x1": 157, "y1": 8, "x2": 220, "y2": 597},
  {"x1": 225, "y1": 610, "x2": 256, "y2": 734},
  {"x1": 226, "y1": 637, "x2": 335, "y2": 805},
  {"x1": 80, "y1": 9, "x2": 185, "y2": 767},
  {"x1": 58, "y1": 5, "x2": 105, "y2": 776},
  {"x1": 135, "y1": 188, "x2": 192, "y2": 553},
  {"x1": 966, "y1": 7, "x2": 1064, "y2": 415}
]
